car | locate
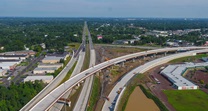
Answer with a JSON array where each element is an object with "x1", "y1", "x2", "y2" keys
[{"x1": 85, "y1": 73, "x2": 90, "y2": 75}]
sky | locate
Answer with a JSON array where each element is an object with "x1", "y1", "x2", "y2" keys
[{"x1": 0, "y1": 0, "x2": 208, "y2": 18}]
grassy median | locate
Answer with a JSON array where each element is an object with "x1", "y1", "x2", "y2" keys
[
  {"x1": 87, "y1": 76, "x2": 101, "y2": 111},
  {"x1": 59, "y1": 62, "x2": 77, "y2": 84}
]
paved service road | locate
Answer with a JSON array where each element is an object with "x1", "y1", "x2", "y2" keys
[
  {"x1": 28, "y1": 47, "x2": 208, "y2": 111},
  {"x1": 102, "y1": 49, "x2": 208, "y2": 111}
]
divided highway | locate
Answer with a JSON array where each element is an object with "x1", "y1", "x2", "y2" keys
[
  {"x1": 29, "y1": 46, "x2": 208, "y2": 111},
  {"x1": 73, "y1": 22, "x2": 96, "y2": 111}
]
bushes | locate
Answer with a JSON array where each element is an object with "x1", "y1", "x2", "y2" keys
[{"x1": 139, "y1": 85, "x2": 168, "y2": 111}]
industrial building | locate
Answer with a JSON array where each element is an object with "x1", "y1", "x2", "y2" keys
[
  {"x1": 0, "y1": 50, "x2": 36, "y2": 56},
  {"x1": 161, "y1": 62, "x2": 208, "y2": 90},
  {"x1": 38, "y1": 63, "x2": 63, "y2": 69},
  {"x1": 42, "y1": 56, "x2": 63, "y2": 64},
  {"x1": 0, "y1": 69, "x2": 7, "y2": 76},
  {"x1": 0, "y1": 54, "x2": 28, "y2": 60},
  {"x1": 0, "y1": 60, "x2": 21, "y2": 70},
  {"x1": 23, "y1": 75, "x2": 54, "y2": 83},
  {"x1": 33, "y1": 67, "x2": 57, "y2": 74}
]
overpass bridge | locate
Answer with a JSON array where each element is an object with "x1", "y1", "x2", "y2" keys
[{"x1": 24, "y1": 47, "x2": 208, "y2": 111}]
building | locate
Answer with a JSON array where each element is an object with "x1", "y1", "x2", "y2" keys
[
  {"x1": 33, "y1": 67, "x2": 57, "y2": 74},
  {"x1": 160, "y1": 62, "x2": 208, "y2": 90},
  {"x1": 0, "y1": 55, "x2": 28, "y2": 60},
  {"x1": 0, "y1": 69, "x2": 7, "y2": 76},
  {"x1": 0, "y1": 61, "x2": 20, "y2": 70},
  {"x1": 38, "y1": 63, "x2": 63, "y2": 69},
  {"x1": 45, "y1": 52, "x2": 69, "y2": 61},
  {"x1": 40, "y1": 43, "x2": 46, "y2": 49},
  {"x1": 0, "y1": 50, "x2": 36, "y2": 56},
  {"x1": 97, "y1": 35, "x2": 103, "y2": 40},
  {"x1": 42, "y1": 56, "x2": 63, "y2": 64},
  {"x1": 23, "y1": 75, "x2": 54, "y2": 83}
]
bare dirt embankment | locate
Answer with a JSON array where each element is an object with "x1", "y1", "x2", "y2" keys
[{"x1": 125, "y1": 87, "x2": 160, "y2": 111}]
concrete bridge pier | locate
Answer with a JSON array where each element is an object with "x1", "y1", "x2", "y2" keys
[
  {"x1": 132, "y1": 58, "x2": 135, "y2": 62},
  {"x1": 96, "y1": 72, "x2": 100, "y2": 76},
  {"x1": 143, "y1": 56, "x2": 146, "y2": 60},
  {"x1": 121, "y1": 62, "x2": 125, "y2": 67}
]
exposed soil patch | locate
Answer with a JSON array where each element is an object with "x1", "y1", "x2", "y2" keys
[{"x1": 125, "y1": 87, "x2": 160, "y2": 111}]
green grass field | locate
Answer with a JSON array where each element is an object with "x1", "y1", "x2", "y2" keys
[
  {"x1": 163, "y1": 90, "x2": 208, "y2": 111},
  {"x1": 169, "y1": 54, "x2": 207, "y2": 63}
]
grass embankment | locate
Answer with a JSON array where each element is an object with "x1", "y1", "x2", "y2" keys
[
  {"x1": 87, "y1": 76, "x2": 101, "y2": 111},
  {"x1": 59, "y1": 62, "x2": 77, "y2": 84},
  {"x1": 169, "y1": 54, "x2": 207, "y2": 63},
  {"x1": 66, "y1": 85, "x2": 83, "y2": 111},
  {"x1": 164, "y1": 90, "x2": 208, "y2": 111}
]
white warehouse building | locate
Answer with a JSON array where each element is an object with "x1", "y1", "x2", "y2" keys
[
  {"x1": 33, "y1": 67, "x2": 57, "y2": 74},
  {"x1": 38, "y1": 63, "x2": 63, "y2": 69},
  {"x1": 24, "y1": 75, "x2": 54, "y2": 83},
  {"x1": 161, "y1": 62, "x2": 208, "y2": 90}
]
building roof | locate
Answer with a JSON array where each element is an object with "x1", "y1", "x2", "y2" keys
[
  {"x1": 0, "y1": 69, "x2": 6, "y2": 73},
  {"x1": 0, "y1": 55, "x2": 27, "y2": 57},
  {"x1": 24, "y1": 75, "x2": 54, "y2": 81},
  {"x1": 38, "y1": 63, "x2": 63, "y2": 67},
  {"x1": 42, "y1": 56, "x2": 63, "y2": 61},
  {"x1": 0, "y1": 59, "x2": 21, "y2": 62},
  {"x1": 0, "y1": 50, "x2": 36, "y2": 55},
  {"x1": 46, "y1": 52, "x2": 69, "y2": 57},
  {"x1": 161, "y1": 62, "x2": 208, "y2": 87},
  {"x1": 34, "y1": 67, "x2": 57, "y2": 71}
]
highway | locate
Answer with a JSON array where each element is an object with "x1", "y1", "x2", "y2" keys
[
  {"x1": 102, "y1": 49, "x2": 208, "y2": 111},
  {"x1": 28, "y1": 47, "x2": 208, "y2": 111},
  {"x1": 73, "y1": 22, "x2": 96, "y2": 111},
  {"x1": 49, "y1": 22, "x2": 87, "y2": 111},
  {"x1": 21, "y1": 22, "x2": 87, "y2": 111}
]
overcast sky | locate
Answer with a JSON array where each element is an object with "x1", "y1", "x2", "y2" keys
[{"x1": 1, "y1": 0, "x2": 208, "y2": 18}]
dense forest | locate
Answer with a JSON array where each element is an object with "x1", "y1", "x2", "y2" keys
[
  {"x1": 0, "y1": 81, "x2": 45, "y2": 111},
  {"x1": 0, "y1": 18, "x2": 83, "y2": 52}
]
